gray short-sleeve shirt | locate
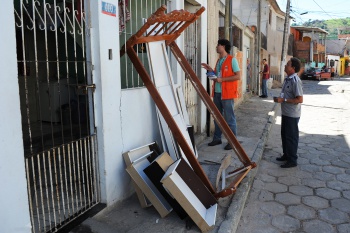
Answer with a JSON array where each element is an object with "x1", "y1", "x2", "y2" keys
[{"x1": 281, "y1": 73, "x2": 303, "y2": 118}]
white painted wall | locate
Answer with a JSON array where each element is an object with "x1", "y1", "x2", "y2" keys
[
  {"x1": 89, "y1": 0, "x2": 126, "y2": 204},
  {"x1": 0, "y1": 2, "x2": 32, "y2": 232}
]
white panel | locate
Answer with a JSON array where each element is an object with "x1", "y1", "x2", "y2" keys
[
  {"x1": 158, "y1": 114, "x2": 180, "y2": 162},
  {"x1": 176, "y1": 87, "x2": 190, "y2": 125},
  {"x1": 147, "y1": 41, "x2": 170, "y2": 87},
  {"x1": 158, "y1": 86, "x2": 179, "y2": 116},
  {"x1": 126, "y1": 155, "x2": 172, "y2": 218},
  {"x1": 146, "y1": 40, "x2": 196, "y2": 164}
]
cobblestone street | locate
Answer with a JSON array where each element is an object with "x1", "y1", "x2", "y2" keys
[{"x1": 237, "y1": 78, "x2": 350, "y2": 233}]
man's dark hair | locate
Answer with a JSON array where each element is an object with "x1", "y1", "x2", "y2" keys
[
  {"x1": 263, "y1": 58, "x2": 267, "y2": 62},
  {"x1": 290, "y1": 57, "x2": 301, "y2": 72},
  {"x1": 218, "y1": 39, "x2": 231, "y2": 53}
]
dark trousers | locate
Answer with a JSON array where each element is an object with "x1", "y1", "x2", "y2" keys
[{"x1": 281, "y1": 115, "x2": 300, "y2": 164}]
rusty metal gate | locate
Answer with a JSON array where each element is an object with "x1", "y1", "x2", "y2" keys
[
  {"x1": 184, "y1": 19, "x2": 200, "y2": 133},
  {"x1": 14, "y1": 0, "x2": 100, "y2": 232}
]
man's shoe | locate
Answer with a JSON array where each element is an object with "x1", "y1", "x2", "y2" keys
[
  {"x1": 208, "y1": 140, "x2": 222, "y2": 146},
  {"x1": 259, "y1": 95, "x2": 268, "y2": 98},
  {"x1": 276, "y1": 155, "x2": 287, "y2": 161},
  {"x1": 224, "y1": 143, "x2": 232, "y2": 150},
  {"x1": 280, "y1": 162, "x2": 297, "y2": 168}
]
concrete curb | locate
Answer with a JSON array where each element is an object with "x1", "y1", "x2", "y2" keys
[{"x1": 218, "y1": 102, "x2": 279, "y2": 233}]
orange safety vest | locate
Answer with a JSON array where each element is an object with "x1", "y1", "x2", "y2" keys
[{"x1": 212, "y1": 55, "x2": 239, "y2": 99}]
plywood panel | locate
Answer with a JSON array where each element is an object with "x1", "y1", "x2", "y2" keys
[
  {"x1": 122, "y1": 142, "x2": 161, "y2": 208},
  {"x1": 126, "y1": 154, "x2": 172, "y2": 218},
  {"x1": 161, "y1": 159, "x2": 217, "y2": 232}
]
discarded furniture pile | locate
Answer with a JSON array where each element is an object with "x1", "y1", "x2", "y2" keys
[{"x1": 120, "y1": 5, "x2": 256, "y2": 232}]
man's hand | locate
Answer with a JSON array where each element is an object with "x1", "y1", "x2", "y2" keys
[
  {"x1": 273, "y1": 97, "x2": 284, "y2": 103},
  {"x1": 201, "y1": 63, "x2": 213, "y2": 72}
]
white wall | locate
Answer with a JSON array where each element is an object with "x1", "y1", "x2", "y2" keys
[
  {"x1": 89, "y1": 0, "x2": 125, "y2": 204},
  {"x1": 0, "y1": 2, "x2": 32, "y2": 232}
]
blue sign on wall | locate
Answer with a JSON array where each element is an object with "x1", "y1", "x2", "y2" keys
[{"x1": 102, "y1": 1, "x2": 116, "y2": 17}]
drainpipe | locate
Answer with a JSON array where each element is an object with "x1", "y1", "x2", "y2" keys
[
  {"x1": 224, "y1": 0, "x2": 231, "y2": 43},
  {"x1": 280, "y1": 0, "x2": 290, "y2": 82}
]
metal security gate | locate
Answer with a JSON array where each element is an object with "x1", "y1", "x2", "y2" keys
[
  {"x1": 184, "y1": 20, "x2": 200, "y2": 133},
  {"x1": 14, "y1": 0, "x2": 100, "y2": 232}
]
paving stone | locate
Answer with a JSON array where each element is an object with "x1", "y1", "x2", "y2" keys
[
  {"x1": 252, "y1": 179, "x2": 265, "y2": 189},
  {"x1": 319, "y1": 154, "x2": 338, "y2": 161},
  {"x1": 338, "y1": 223, "x2": 350, "y2": 233},
  {"x1": 260, "y1": 201, "x2": 285, "y2": 215},
  {"x1": 287, "y1": 204, "x2": 316, "y2": 220},
  {"x1": 327, "y1": 181, "x2": 350, "y2": 191},
  {"x1": 238, "y1": 225, "x2": 280, "y2": 233},
  {"x1": 258, "y1": 173, "x2": 276, "y2": 183},
  {"x1": 300, "y1": 164, "x2": 322, "y2": 173},
  {"x1": 239, "y1": 207, "x2": 272, "y2": 227},
  {"x1": 331, "y1": 198, "x2": 350, "y2": 213},
  {"x1": 258, "y1": 190, "x2": 274, "y2": 202},
  {"x1": 315, "y1": 188, "x2": 341, "y2": 199},
  {"x1": 303, "y1": 219, "x2": 336, "y2": 233},
  {"x1": 319, "y1": 207, "x2": 350, "y2": 224},
  {"x1": 306, "y1": 143, "x2": 322, "y2": 149},
  {"x1": 275, "y1": 193, "x2": 301, "y2": 205},
  {"x1": 336, "y1": 174, "x2": 350, "y2": 184},
  {"x1": 323, "y1": 166, "x2": 344, "y2": 174},
  {"x1": 302, "y1": 196, "x2": 329, "y2": 209},
  {"x1": 300, "y1": 153, "x2": 319, "y2": 160},
  {"x1": 343, "y1": 190, "x2": 350, "y2": 200},
  {"x1": 271, "y1": 215, "x2": 300, "y2": 232},
  {"x1": 316, "y1": 147, "x2": 334, "y2": 152},
  {"x1": 264, "y1": 183, "x2": 288, "y2": 193},
  {"x1": 313, "y1": 171, "x2": 335, "y2": 181},
  {"x1": 339, "y1": 155, "x2": 350, "y2": 164},
  {"x1": 292, "y1": 170, "x2": 313, "y2": 179},
  {"x1": 297, "y1": 157, "x2": 309, "y2": 165},
  {"x1": 289, "y1": 185, "x2": 313, "y2": 196},
  {"x1": 302, "y1": 178, "x2": 326, "y2": 188},
  {"x1": 278, "y1": 177, "x2": 301, "y2": 186},
  {"x1": 310, "y1": 158, "x2": 331, "y2": 166},
  {"x1": 335, "y1": 147, "x2": 350, "y2": 153},
  {"x1": 267, "y1": 168, "x2": 294, "y2": 178},
  {"x1": 331, "y1": 160, "x2": 350, "y2": 169}
]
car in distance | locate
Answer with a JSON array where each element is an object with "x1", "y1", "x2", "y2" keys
[{"x1": 302, "y1": 67, "x2": 322, "y2": 80}]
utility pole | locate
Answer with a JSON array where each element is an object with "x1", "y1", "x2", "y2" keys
[
  {"x1": 224, "y1": 0, "x2": 233, "y2": 49},
  {"x1": 255, "y1": 0, "x2": 261, "y2": 95},
  {"x1": 280, "y1": 0, "x2": 291, "y2": 81}
]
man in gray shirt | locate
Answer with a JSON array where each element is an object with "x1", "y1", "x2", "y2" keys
[{"x1": 273, "y1": 58, "x2": 303, "y2": 168}]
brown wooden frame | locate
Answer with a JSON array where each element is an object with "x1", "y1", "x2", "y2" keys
[{"x1": 120, "y1": 5, "x2": 256, "y2": 198}]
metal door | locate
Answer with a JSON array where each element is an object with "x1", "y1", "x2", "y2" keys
[
  {"x1": 14, "y1": 0, "x2": 100, "y2": 232},
  {"x1": 184, "y1": 19, "x2": 200, "y2": 133}
]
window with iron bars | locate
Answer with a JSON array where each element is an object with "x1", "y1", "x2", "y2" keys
[{"x1": 119, "y1": 0, "x2": 168, "y2": 89}]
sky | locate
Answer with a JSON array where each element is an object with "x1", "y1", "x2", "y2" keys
[{"x1": 276, "y1": 0, "x2": 349, "y2": 24}]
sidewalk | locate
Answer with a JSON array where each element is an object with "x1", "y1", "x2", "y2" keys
[{"x1": 70, "y1": 88, "x2": 281, "y2": 233}]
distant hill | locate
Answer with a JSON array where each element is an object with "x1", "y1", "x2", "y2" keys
[{"x1": 292, "y1": 18, "x2": 350, "y2": 39}]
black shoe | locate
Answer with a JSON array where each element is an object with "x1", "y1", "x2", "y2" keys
[
  {"x1": 224, "y1": 143, "x2": 232, "y2": 150},
  {"x1": 276, "y1": 155, "x2": 287, "y2": 161},
  {"x1": 280, "y1": 162, "x2": 297, "y2": 168},
  {"x1": 259, "y1": 95, "x2": 267, "y2": 98},
  {"x1": 208, "y1": 139, "x2": 222, "y2": 146}
]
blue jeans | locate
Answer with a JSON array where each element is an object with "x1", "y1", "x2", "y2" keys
[
  {"x1": 281, "y1": 115, "x2": 300, "y2": 164},
  {"x1": 213, "y1": 92, "x2": 237, "y2": 140},
  {"x1": 262, "y1": 79, "x2": 268, "y2": 96}
]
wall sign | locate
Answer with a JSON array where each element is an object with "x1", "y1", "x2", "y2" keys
[{"x1": 102, "y1": 1, "x2": 116, "y2": 17}]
